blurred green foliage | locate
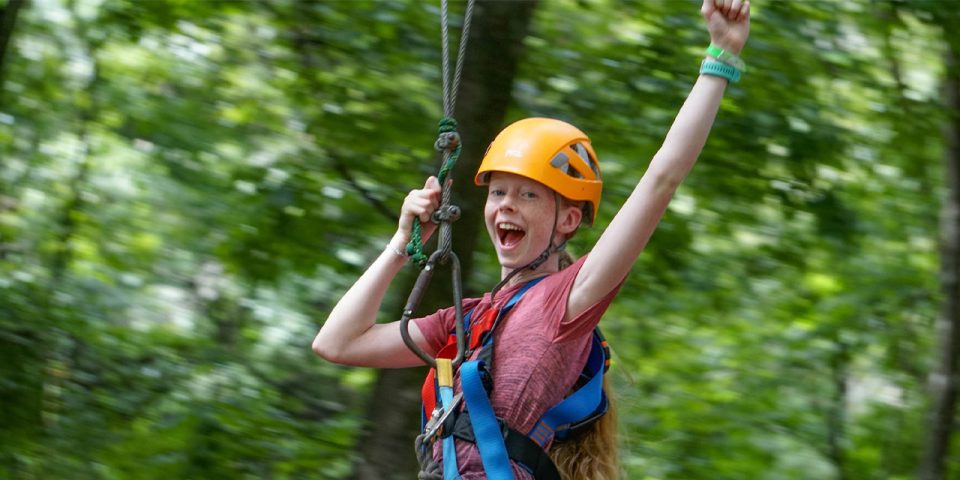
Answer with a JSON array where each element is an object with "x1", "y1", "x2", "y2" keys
[{"x1": 0, "y1": 0, "x2": 956, "y2": 478}]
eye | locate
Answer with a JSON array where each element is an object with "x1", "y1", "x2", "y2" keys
[
  {"x1": 489, "y1": 189, "x2": 505, "y2": 197},
  {"x1": 521, "y1": 191, "x2": 538, "y2": 199}
]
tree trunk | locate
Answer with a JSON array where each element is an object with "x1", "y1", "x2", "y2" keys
[
  {"x1": 919, "y1": 37, "x2": 960, "y2": 480},
  {"x1": 352, "y1": 2, "x2": 538, "y2": 478},
  {"x1": 0, "y1": 0, "x2": 26, "y2": 104}
]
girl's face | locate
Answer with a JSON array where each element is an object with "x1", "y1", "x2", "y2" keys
[{"x1": 484, "y1": 172, "x2": 580, "y2": 270}]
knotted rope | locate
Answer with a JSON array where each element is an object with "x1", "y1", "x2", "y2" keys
[
  {"x1": 415, "y1": 433, "x2": 444, "y2": 480},
  {"x1": 406, "y1": 117, "x2": 461, "y2": 268}
]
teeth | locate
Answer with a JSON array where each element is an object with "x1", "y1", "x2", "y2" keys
[{"x1": 498, "y1": 223, "x2": 524, "y2": 231}]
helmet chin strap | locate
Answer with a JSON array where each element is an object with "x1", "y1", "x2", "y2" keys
[{"x1": 491, "y1": 193, "x2": 566, "y2": 301}]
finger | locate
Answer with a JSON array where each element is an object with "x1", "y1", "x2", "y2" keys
[
  {"x1": 425, "y1": 175, "x2": 440, "y2": 190},
  {"x1": 729, "y1": 0, "x2": 742, "y2": 19},
  {"x1": 716, "y1": 0, "x2": 728, "y2": 15},
  {"x1": 412, "y1": 196, "x2": 433, "y2": 211},
  {"x1": 701, "y1": 0, "x2": 714, "y2": 17},
  {"x1": 411, "y1": 189, "x2": 437, "y2": 206},
  {"x1": 421, "y1": 197, "x2": 439, "y2": 214},
  {"x1": 419, "y1": 201, "x2": 435, "y2": 222},
  {"x1": 406, "y1": 200, "x2": 425, "y2": 220},
  {"x1": 404, "y1": 191, "x2": 426, "y2": 211},
  {"x1": 733, "y1": 0, "x2": 745, "y2": 21},
  {"x1": 426, "y1": 195, "x2": 441, "y2": 211},
  {"x1": 740, "y1": 1, "x2": 750, "y2": 21}
]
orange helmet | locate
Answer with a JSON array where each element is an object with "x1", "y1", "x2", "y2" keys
[{"x1": 475, "y1": 118, "x2": 602, "y2": 224}]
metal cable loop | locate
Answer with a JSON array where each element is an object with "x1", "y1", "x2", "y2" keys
[
  {"x1": 450, "y1": 0, "x2": 475, "y2": 114},
  {"x1": 439, "y1": 0, "x2": 451, "y2": 116},
  {"x1": 437, "y1": 161, "x2": 454, "y2": 259}
]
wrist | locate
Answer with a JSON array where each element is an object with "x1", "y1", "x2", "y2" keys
[
  {"x1": 706, "y1": 43, "x2": 746, "y2": 71},
  {"x1": 711, "y1": 43, "x2": 742, "y2": 56},
  {"x1": 387, "y1": 234, "x2": 410, "y2": 260},
  {"x1": 700, "y1": 59, "x2": 740, "y2": 83}
]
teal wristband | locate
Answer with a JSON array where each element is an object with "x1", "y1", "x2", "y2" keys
[
  {"x1": 706, "y1": 43, "x2": 746, "y2": 71},
  {"x1": 700, "y1": 59, "x2": 741, "y2": 83}
]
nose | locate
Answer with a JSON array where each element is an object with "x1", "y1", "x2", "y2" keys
[{"x1": 497, "y1": 191, "x2": 518, "y2": 212}]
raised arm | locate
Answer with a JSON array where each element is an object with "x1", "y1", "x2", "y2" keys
[
  {"x1": 312, "y1": 176, "x2": 442, "y2": 368},
  {"x1": 569, "y1": 0, "x2": 750, "y2": 318}
]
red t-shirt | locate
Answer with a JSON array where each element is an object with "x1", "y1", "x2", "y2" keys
[{"x1": 412, "y1": 255, "x2": 621, "y2": 479}]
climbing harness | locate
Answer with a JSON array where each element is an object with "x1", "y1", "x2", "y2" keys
[{"x1": 418, "y1": 278, "x2": 612, "y2": 480}]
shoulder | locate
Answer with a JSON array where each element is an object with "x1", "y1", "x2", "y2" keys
[
  {"x1": 566, "y1": 252, "x2": 624, "y2": 327},
  {"x1": 535, "y1": 255, "x2": 589, "y2": 293}
]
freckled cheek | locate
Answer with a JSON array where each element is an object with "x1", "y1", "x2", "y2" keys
[{"x1": 483, "y1": 204, "x2": 497, "y2": 238}]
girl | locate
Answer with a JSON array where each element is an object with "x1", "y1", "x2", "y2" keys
[{"x1": 314, "y1": 1, "x2": 751, "y2": 478}]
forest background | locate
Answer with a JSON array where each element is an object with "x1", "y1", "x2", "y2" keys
[{"x1": 2, "y1": 0, "x2": 960, "y2": 479}]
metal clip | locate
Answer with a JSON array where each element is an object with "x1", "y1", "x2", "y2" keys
[
  {"x1": 423, "y1": 392, "x2": 463, "y2": 439},
  {"x1": 399, "y1": 251, "x2": 466, "y2": 368},
  {"x1": 431, "y1": 205, "x2": 461, "y2": 224}
]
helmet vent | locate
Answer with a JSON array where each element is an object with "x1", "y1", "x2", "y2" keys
[
  {"x1": 551, "y1": 152, "x2": 586, "y2": 179},
  {"x1": 573, "y1": 143, "x2": 601, "y2": 178},
  {"x1": 550, "y1": 152, "x2": 569, "y2": 168}
]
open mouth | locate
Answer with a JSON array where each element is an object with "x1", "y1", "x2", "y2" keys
[{"x1": 497, "y1": 222, "x2": 526, "y2": 248}]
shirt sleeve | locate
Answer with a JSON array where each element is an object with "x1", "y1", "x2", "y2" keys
[
  {"x1": 557, "y1": 281, "x2": 621, "y2": 342},
  {"x1": 412, "y1": 298, "x2": 483, "y2": 354},
  {"x1": 531, "y1": 254, "x2": 624, "y2": 343}
]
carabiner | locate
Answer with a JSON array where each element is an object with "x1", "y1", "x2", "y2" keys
[{"x1": 399, "y1": 250, "x2": 466, "y2": 368}]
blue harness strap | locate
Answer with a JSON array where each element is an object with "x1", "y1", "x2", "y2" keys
[
  {"x1": 461, "y1": 360, "x2": 514, "y2": 478},
  {"x1": 440, "y1": 384, "x2": 461, "y2": 480},
  {"x1": 529, "y1": 330, "x2": 608, "y2": 446}
]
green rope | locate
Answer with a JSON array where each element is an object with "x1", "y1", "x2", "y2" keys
[{"x1": 406, "y1": 117, "x2": 461, "y2": 268}]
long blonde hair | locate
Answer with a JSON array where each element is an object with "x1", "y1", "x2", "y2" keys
[
  {"x1": 548, "y1": 376, "x2": 619, "y2": 480},
  {"x1": 552, "y1": 249, "x2": 620, "y2": 479}
]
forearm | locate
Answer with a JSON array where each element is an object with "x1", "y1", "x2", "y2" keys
[
  {"x1": 648, "y1": 71, "x2": 727, "y2": 187},
  {"x1": 312, "y1": 234, "x2": 408, "y2": 361}
]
